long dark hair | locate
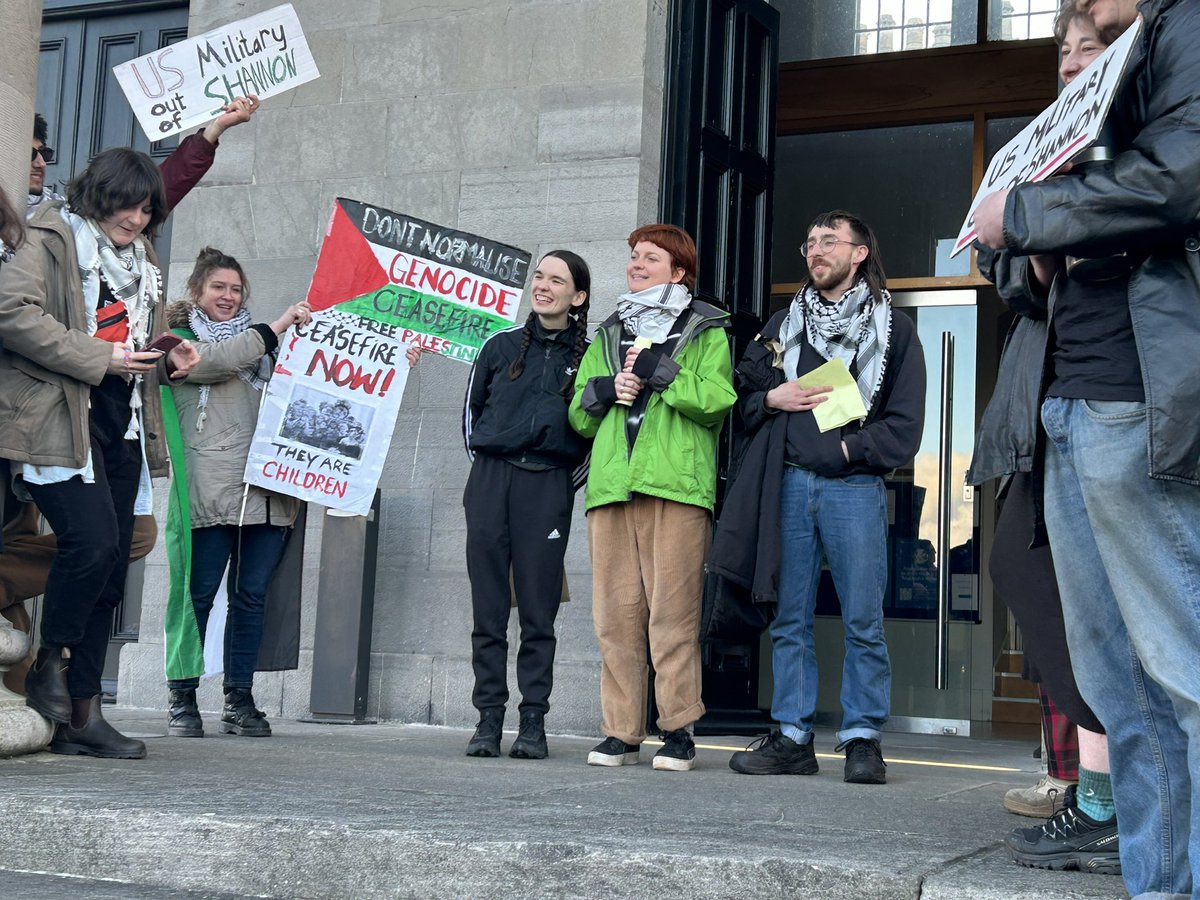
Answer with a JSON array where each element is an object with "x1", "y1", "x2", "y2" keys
[
  {"x1": 67, "y1": 147, "x2": 168, "y2": 240},
  {"x1": 507, "y1": 250, "x2": 591, "y2": 398},
  {"x1": 0, "y1": 186, "x2": 23, "y2": 254},
  {"x1": 186, "y1": 246, "x2": 250, "y2": 306},
  {"x1": 804, "y1": 209, "x2": 887, "y2": 304}
]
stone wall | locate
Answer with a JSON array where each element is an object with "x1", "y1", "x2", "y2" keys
[{"x1": 121, "y1": 0, "x2": 669, "y2": 736}]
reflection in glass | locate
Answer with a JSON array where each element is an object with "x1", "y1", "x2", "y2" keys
[
  {"x1": 773, "y1": 124, "x2": 973, "y2": 284},
  {"x1": 989, "y1": 0, "x2": 1057, "y2": 40},
  {"x1": 780, "y1": 0, "x2": 977, "y2": 62}
]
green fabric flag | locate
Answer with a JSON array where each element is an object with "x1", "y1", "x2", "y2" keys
[{"x1": 161, "y1": 375, "x2": 204, "y2": 681}]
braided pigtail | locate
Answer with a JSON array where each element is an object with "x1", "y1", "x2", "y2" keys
[
  {"x1": 561, "y1": 302, "x2": 590, "y2": 399},
  {"x1": 507, "y1": 311, "x2": 536, "y2": 380}
]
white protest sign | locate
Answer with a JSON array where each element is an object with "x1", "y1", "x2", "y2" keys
[
  {"x1": 113, "y1": 4, "x2": 319, "y2": 142},
  {"x1": 950, "y1": 16, "x2": 1142, "y2": 256},
  {"x1": 244, "y1": 314, "x2": 409, "y2": 517}
]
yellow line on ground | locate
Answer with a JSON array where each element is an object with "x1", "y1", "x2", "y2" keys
[{"x1": 640, "y1": 740, "x2": 1022, "y2": 773}]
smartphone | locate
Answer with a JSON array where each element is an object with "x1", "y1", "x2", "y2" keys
[{"x1": 145, "y1": 333, "x2": 183, "y2": 354}]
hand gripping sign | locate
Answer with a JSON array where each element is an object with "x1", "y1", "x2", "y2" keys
[
  {"x1": 113, "y1": 4, "x2": 320, "y2": 141},
  {"x1": 243, "y1": 199, "x2": 531, "y2": 515},
  {"x1": 950, "y1": 16, "x2": 1143, "y2": 257}
]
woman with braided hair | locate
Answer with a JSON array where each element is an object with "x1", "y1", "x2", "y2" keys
[{"x1": 459, "y1": 249, "x2": 591, "y2": 759}]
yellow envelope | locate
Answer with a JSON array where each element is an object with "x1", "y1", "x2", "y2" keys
[{"x1": 794, "y1": 358, "x2": 867, "y2": 433}]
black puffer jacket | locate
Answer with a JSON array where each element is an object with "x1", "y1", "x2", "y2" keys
[
  {"x1": 462, "y1": 319, "x2": 589, "y2": 472},
  {"x1": 1002, "y1": 0, "x2": 1200, "y2": 484}
]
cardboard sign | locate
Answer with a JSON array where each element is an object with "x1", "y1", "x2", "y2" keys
[
  {"x1": 113, "y1": 4, "x2": 319, "y2": 141},
  {"x1": 306, "y1": 198, "x2": 531, "y2": 365},
  {"x1": 950, "y1": 16, "x2": 1142, "y2": 256},
  {"x1": 243, "y1": 310, "x2": 409, "y2": 517}
]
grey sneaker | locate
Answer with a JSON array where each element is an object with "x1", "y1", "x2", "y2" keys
[{"x1": 1004, "y1": 775, "x2": 1074, "y2": 818}]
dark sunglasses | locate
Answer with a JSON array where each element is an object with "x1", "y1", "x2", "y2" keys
[{"x1": 32, "y1": 145, "x2": 54, "y2": 164}]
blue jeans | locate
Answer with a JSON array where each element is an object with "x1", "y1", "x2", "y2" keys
[
  {"x1": 1042, "y1": 397, "x2": 1200, "y2": 898},
  {"x1": 771, "y1": 466, "x2": 890, "y2": 746},
  {"x1": 169, "y1": 523, "x2": 290, "y2": 692}
]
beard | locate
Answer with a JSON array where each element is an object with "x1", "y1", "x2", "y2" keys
[{"x1": 808, "y1": 255, "x2": 854, "y2": 294}]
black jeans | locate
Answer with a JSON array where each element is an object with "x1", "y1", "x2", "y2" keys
[
  {"x1": 463, "y1": 455, "x2": 573, "y2": 715},
  {"x1": 25, "y1": 432, "x2": 141, "y2": 699}
]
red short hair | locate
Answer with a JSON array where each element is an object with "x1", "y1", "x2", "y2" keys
[{"x1": 627, "y1": 224, "x2": 698, "y2": 292}]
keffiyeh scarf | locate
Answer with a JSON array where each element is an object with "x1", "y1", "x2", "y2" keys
[
  {"x1": 64, "y1": 208, "x2": 161, "y2": 439},
  {"x1": 778, "y1": 278, "x2": 892, "y2": 415},
  {"x1": 615, "y1": 282, "x2": 692, "y2": 342},
  {"x1": 187, "y1": 303, "x2": 272, "y2": 433}
]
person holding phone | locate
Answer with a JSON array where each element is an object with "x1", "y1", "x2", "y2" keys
[
  {"x1": 0, "y1": 148, "x2": 199, "y2": 758},
  {"x1": 160, "y1": 247, "x2": 311, "y2": 738}
]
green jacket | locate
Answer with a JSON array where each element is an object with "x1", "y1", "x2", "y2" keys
[{"x1": 569, "y1": 300, "x2": 735, "y2": 512}]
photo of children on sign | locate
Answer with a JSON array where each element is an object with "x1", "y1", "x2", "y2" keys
[
  {"x1": 244, "y1": 199, "x2": 532, "y2": 515},
  {"x1": 279, "y1": 384, "x2": 372, "y2": 461}
]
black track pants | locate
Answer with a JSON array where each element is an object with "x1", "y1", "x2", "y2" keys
[{"x1": 464, "y1": 455, "x2": 573, "y2": 715}]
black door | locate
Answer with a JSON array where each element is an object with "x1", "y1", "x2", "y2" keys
[
  {"x1": 38, "y1": 1, "x2": 189, "y2": 695},
  {"x1": 659, "y1": 0, "x2": 779, "y2": 733}
]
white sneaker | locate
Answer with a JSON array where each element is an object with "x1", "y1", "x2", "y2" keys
[{"x1": 1003, "y1": 774, "x2": 1075, "y2": 818}]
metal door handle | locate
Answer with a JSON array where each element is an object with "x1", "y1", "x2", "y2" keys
[{"x1": 936, "y1": 332, "x2": 954, "y2": 690}]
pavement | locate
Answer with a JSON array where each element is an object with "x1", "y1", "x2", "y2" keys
[{"x1": 0, "y1": 709, "x2": 1129, "y2": 899}]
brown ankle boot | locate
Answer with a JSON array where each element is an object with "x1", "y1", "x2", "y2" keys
[{"x1": 49, "y1": 695, "x2": 147, "y2": 759}]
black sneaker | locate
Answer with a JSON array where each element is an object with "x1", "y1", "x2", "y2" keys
[
  {"x1": 652, "y1": 729, "x2": 696, "y2": 772},
  {"x1": 840, "y1": 738, "x2": 887, "y2": 784},
  {"x1": 465, "y1": 708, "x2": 504, "y2": 758},
  {"x1": 587, "y1": 736, "x2": 640, "y2": 767},
  {"x1": 729, "y1": 730, "x2": 818, "y2": 775},
  {"x1": 508, "y1": 710, "x2": 548, "y2": 759},
  {"x1": 1005, "y1": 785, "x2": 1121, "y2": 874}
]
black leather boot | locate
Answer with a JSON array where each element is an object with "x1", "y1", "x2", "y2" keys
[
  {"x1": 508, "y1": 710, "x2": 548, "y2": 759},
  {"x1": 465, "y1": 708, "x2": 504, "y2": 757},
  {"x1": 220, "y1": 687, "x2": 271, "y2": 737},
  {"x1": 49, "y1": 695, "x2": 147, "y2": 759},
  {"x1": 25, "y1": 645, "x2": 71, "y2": 724},
  {"x1": 167, "y1": 688, "x2": 204, "y2": 738}
]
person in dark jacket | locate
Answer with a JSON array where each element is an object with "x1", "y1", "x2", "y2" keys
[
  {"x1": 973, "y1": 0, "x2": 1200, "y2": 894},
  {"x1": 460, "y1": 250, "x2": 591, "y2": 760},
  {"x1": 723, "y1": 211, "x2": 924, "y2": 786},
  {"x1": 967, "y1": 4, "x2": 1115, "y2": 863}
]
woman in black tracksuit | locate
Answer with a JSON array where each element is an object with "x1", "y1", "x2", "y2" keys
[{"x1": 461, "y1": 250, "x2": 591, "y2": 760}]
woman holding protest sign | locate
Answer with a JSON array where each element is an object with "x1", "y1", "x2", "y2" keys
[
  {"x1": 569, "y1": 225, "x2": 735, "y2": 771},
  {"x1": 452, "y1": 249, "x2": 591, "y2": 760},
  {"x1": 969, "y1": 1, "x2": 1118, "y2": 874},
  {"x1": 0, "y1": 148, "x2": 199, "y2": 758},
  {"x1": 160, "y1": 247, "x2": 311, "y2": 738}
]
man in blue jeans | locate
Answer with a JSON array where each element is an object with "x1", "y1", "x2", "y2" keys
[
  {"x1": 724, "y1": 211, "x2": 925, "y2": 784},
  {"x1": 973, "y1": 0, "x2": 1200, "y2": 894}
]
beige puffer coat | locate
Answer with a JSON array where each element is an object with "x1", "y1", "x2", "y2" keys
[{"x1": 166, "y1": 300, "x2": 298, "y2": 529}]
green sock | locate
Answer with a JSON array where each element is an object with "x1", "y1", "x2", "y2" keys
[{"x1": 1075, "y1": 767, "x2": 1115, "y2": 822}]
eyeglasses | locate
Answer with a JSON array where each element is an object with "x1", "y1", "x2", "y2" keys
[
  {"x1": 32, "y1": 145, "x2": 54, "y2": 164},
  {"x1": 801, "y1": 236, "x2": 862, "y2": 257}
]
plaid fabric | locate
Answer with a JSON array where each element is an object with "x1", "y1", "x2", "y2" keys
[{"x1": 1041, "y1": 686, "x2": 1080, "y2": 781}]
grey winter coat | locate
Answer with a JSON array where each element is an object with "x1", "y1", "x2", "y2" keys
[{"x1": 166, "y1": 301, "x2": 299, "y2": 529}]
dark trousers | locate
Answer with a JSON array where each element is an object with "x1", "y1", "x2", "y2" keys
[
  {"x1": 464, "y1": 455, "x2": 572, "y2": 715},
  {"x1": 169, "y1": 523, "x2": 289, "y2": 691},
  {"x1": 25, "y1": 433, "x2": 141, "y2": 700},
  {"x1": 990, "y1": 471, "x2": 1104, "y2": 734}
]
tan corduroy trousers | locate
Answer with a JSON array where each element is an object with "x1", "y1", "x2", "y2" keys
[{"x1": 588, "y1": 494, "x2": 709, "y2": 744}]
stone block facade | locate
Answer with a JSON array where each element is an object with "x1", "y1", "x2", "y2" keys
[{"x1": 121, "y1": 0, "x2": 669, "y2": 737}]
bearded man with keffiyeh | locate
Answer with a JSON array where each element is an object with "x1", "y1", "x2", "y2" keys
[
  {"x1": 0, "y1": 148, "x2": 199, "y2": 760},
  {"x1": 713, "y1": 211, "x2": 926, "y2": 786}
]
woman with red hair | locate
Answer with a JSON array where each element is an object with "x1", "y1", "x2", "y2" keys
[{"x1": 569, "y1": 224, "x2": 735, "y2": 771}]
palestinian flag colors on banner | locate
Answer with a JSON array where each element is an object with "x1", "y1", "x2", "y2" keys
[{"x1": 307, "y1": 198, "x2": 531, "y2": 364}]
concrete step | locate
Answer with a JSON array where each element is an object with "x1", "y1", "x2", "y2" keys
[{"x1": 0, "y1": 711, "x2": 1127, "y2": 900}]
